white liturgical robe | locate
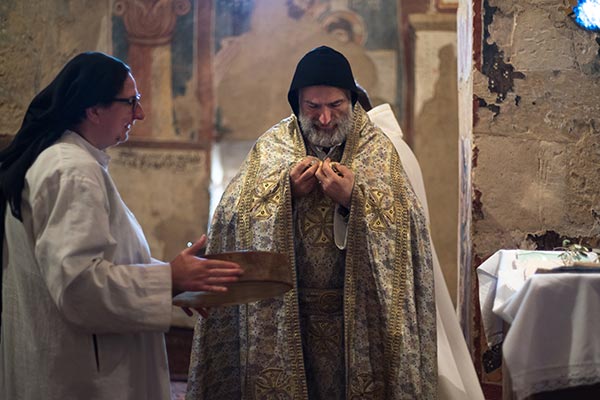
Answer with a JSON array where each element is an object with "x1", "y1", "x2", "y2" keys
[{"x1": 1, "y1": 131, "x2": 173, "y2": 400}]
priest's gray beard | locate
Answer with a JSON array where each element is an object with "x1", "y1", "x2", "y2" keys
[{"x1": 299, "y1": 108, "x2": 353, "y2": 148}]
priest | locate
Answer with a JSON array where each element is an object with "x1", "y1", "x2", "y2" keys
[{"x1": 187, "y1": 45, "x2": 437, "y2": 399}]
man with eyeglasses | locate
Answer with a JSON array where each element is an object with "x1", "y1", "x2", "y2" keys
[{"x1": 0, "y1": 52, "x2": 243, "y2": 400}]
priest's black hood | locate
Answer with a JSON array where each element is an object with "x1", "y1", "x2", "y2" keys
[{"x1": 287, "y1": 46, "x2": 358, "y2": 117}]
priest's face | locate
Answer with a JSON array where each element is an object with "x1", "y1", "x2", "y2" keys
[{"x1": 298, "y1": 85, "x2": 353, "y2": 148}]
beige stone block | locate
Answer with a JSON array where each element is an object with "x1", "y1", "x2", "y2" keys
[
  {"x1": 564, "y1": 132, "x2": 600, "y2": 234},
  {"x1": 509, "y1": 6, "x2": 583, "y2": 71},
  {"x1": 475, "y1": 71, "x2": 600, "y2": 142},
  {"x1": 473, "y1": 135, "x2": 569, "y2": 235},
  {"x1": 473, "y1": 230, "x2": 533, "y2": 256}
]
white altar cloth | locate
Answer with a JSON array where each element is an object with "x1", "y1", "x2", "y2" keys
[{"x1": 477, "y1": 250, "x2": 600, "y2": 399}]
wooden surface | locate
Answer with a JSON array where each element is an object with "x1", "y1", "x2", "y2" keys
[{"x1": 173, "y1": 251, "x2": 292, "y2": 307}]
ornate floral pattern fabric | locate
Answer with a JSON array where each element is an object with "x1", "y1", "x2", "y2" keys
[{"x1": 186, "y1": 105, "x2": 437, "y2": 399}]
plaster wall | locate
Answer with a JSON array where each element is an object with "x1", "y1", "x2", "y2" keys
[{"x1": 411, "y1": 14, "x2": 459, "y2": 306}]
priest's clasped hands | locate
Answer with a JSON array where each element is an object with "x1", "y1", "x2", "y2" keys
[{"x1": 290, "y1": 156, "x2": 354, "y2": 209}]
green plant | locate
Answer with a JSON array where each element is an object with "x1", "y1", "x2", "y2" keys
[{"x1": 555, "y1": 240, "x2": 593, "y2": 266}]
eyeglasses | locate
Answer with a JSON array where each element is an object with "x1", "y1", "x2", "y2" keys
[{"x1": 112, "y1": 93, "x2": 141, "y2": 113}]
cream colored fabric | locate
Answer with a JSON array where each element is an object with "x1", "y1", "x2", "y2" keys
[
  {"x1": 368, "y1": 104, "x2": 485, "y2": 400},
  {"x1": 0, "y1": 131, "x2": 173, "y2": 400}
]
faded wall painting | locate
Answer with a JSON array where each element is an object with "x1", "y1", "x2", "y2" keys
[
  {"x1": 108, "y1": 0, "x2": 214, "y2": 267},
  {"x1": 111, "y1": 0, "x2": 213, "y2": 147},
  {"x1": 110, "y1": 0, "x2": 403, "y2": 145},
  {"x1": 213, "y1": 0, "x2": 404, "y2": 140},
  {"x1": 437, "y1": 0, "x2": 458, "y2": 10}
]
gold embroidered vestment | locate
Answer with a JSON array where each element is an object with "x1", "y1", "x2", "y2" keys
[{"x1": 186, "y1": 105, "x2": 437, "y2": 399}]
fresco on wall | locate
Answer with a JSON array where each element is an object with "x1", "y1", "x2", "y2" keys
[
  {"x1": 110, "y1": 0, "x2": 402, "y2": 144},
  {"x1": 437, "y1": 0, "x2": 458, "y2": 9},
  {"x1": 112, "y1": 0, "x2": 206, "y2": 146},
  {"x1": 214, "y1": 0, "x2": 403, "y2": 140}
]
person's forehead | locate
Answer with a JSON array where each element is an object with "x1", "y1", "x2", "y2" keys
[
  {"x1": 300, "y1": 85, "x2": 348, "y2": 102},
  {"x1": 117, "y1": 73, "x2": 138, "y2": 96}
]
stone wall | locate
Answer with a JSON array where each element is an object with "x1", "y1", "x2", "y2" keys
[{"x1": 461, "y1": 0, "x2": 600, "y2": 394}]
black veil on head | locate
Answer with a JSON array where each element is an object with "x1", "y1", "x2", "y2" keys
[
  {"x1": 0, "y1": 52, "x2": 130, "y2": 326},
  {"x1": 287, "y1": 45, "x2": 359, "y2": 117},
  {"x1": 0, "y1": 51, "x2": 130, "y2": 222}
]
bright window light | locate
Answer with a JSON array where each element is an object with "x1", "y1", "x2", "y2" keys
[{"x1": 573, "y1": 0, "x2": 600, "y2": 31}]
